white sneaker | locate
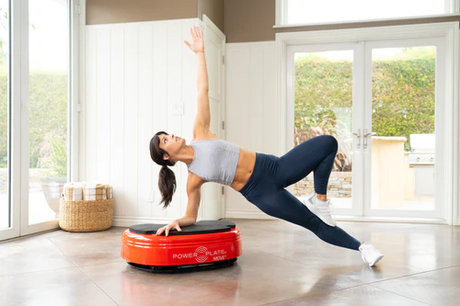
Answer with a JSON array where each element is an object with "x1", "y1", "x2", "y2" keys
[
  {"x1": 302, "y1": 194, "x2": 337, "y2": 227},
  {"x1": 359, "y1": 243, "x2": 384, "y2": 267}
]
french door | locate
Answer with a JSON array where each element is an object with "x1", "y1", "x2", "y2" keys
[
  {"x1": 0, "y1": 0, "x2": 78, "y2": 242},
  {"x1": 287, "y1": 37, "x2": 446, "y2": 222},
  {"x1": 363, "y1": 38, "x2": 445, "y2": 220}
]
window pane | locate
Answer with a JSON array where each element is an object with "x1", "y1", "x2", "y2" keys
[
  {"x1": 371, "y1": 46, "x2": 436, "y2": 211},
  {"x1": 29, "y1": 0, "x2": 69, "y2": 224},
  {"x1": 0, "y1": 0, "x2": 9, "y2": 230},
  {"x1": 293, "y1": 50, "x2": 354, "y2": 210},
  {"x1": 285, "y1": 0, "x2": 446, "y2": 25}
]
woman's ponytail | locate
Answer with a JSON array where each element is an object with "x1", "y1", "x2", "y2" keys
[
  {"x1": 158, "y1": 165, "x2": 176, "y2": 208},
  {"x1": 150, "y1": 131, "x2": 178, "y2": 208}
]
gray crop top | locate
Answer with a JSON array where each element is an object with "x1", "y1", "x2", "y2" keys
[{"x1": 187, "y1": 139, "x2": 240, "y2": 185}]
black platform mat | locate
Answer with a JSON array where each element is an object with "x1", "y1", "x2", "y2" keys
[
  {"x1": 127, "y1": 258, "x2": 237, "y2": 273},
  {"x1": 129, "y1": 220, "x2": 236, "y2": 235}
]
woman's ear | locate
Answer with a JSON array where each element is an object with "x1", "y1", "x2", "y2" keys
[{"x1": 163, "y1": 154, "x2": 170, "y2": 161}]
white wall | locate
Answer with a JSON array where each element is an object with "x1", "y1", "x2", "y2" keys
[
  {"x1": 224, "y1": 41, "x2": 278, "y2": 219},
  {"x1": 83, "y1": 19, "x2": 201, "y2": 226}
]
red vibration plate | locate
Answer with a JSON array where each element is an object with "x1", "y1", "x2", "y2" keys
[{"x1": 121, "y1": 224, "x2": 242, "y2": 267}]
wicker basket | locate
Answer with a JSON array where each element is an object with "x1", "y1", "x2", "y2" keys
[{"x1": 59, "y1": 198, "x2": 114, "y2": 232}]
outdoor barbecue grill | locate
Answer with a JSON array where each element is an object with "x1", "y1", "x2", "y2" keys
[{"x1": 408, "y1": 134, "x2": 435, "y2": 197}]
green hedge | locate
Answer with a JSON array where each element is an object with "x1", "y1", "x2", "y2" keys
[
  {"x1": 0, "y1": 71, "x2": 67, "y2": 170},
  {"x1": 294, "y1": 55, "x2": 435, "y2": 154}
]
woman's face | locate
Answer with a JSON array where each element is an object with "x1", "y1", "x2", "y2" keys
[{"x1": 158, "y1": 133, "x2": 185, "y2": 161}]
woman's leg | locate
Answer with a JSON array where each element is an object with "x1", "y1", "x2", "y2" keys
[
  {"x1": 278, "y1": 135, "x2": 338, "y2": 194},
  {"x1": 276, "y1": 135, "x2": 338, "y2": 226},
  {"x1": 241, "y1": 152, "x2": 383, "y2": 265},
  {"x1": 252, "y1": 188, "x2": 361, "y2": 250}
]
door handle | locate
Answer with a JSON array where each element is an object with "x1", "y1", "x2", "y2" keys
[
  {"x1": 363, "y1": 129, "x2": 376, "y2": 149},
  {"x1": 353, "y1": 129, "x2": 361, "y2": 149}
]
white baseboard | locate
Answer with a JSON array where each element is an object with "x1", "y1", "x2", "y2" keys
[
  {"x1": 335, "y1": 215, "x2": 447, "y2": 225},
  {"x1": 112, "y1": 214, "x2": 455, "y2": 228}
]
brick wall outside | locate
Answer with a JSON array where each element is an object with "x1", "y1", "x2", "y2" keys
[{"x1": 293, "y1": 171, "x2": 352, "y2": 197}]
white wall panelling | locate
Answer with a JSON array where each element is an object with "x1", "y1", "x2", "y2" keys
[
  {"x1": 85, "y1": 19, "x2": 206, "y2": 226},
  {"x1": 225, "y1": 42, "x2": 278, "y2": 219},
  {"x1": 109, "y1": 25, "x2": 124, "y2": 218}
]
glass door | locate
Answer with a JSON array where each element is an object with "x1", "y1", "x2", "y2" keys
[
  {"x1": 286, "y1": 43, "x2": 364, "y2": 216},
  {"x1": 20, "y1": 0, "x2": 71, "y2": 235},
  {"x1": 0, "y1": 0, "x2": 74, "y2": 242},
  {"x1": 287, "y1": 37, "x2": 447, "y2": 222},
  {"x1": 364, "y1": 38, "x2": 445, "y2": 219}
]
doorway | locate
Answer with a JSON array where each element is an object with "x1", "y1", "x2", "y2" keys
[
  {"x1": 0, "y1": 0, "x2": 77, "y2": 241},
  {"x1": 286, "y1": 35, "x2": 449, "y2": 222}
]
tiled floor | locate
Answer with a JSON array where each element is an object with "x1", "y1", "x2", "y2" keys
[{"x1": 1, "y1": 219, "x2": 459, "y2": 306}]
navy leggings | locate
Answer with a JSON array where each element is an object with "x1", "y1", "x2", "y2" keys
[{"x1": 239, "y1": 135, "x2": 361, "y2": 251}]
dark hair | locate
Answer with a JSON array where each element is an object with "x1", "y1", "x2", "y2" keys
[{"x1": 149, "y1": 131, "x2": 177, "y2": 208}]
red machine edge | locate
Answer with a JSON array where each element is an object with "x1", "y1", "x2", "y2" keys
[{"x1": 121, "y1": 227, "x2": 242, "y2": 267}]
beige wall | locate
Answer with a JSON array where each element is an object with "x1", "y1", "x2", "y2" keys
[
  {"x1": 86, "y1": 0, "x2": 224, "y2": 30},
  {"x1": 198, "y1": 0, "x2": 224, "y2": 32},
  {"x1": 86, "y1": 0, "x2": 197, "y2": 25},
  {"x1": 224, "y1": 0, "x2": 276, "y2": 43}
]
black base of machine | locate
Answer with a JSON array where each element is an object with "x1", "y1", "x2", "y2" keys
[{"x1": 127, "y1": 258, "x2": 238, "y2": 274}]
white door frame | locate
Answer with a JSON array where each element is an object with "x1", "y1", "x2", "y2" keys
[
  {"x1": 70, "y1": 0, "x2": 82, "y2": 183},
  {"x1": 0, "y1": 0, "x2": 79, "y2": 241},
  {"x1": 0, "y1": 0, "x2": 21, "y2": 241},
  {"x1": 21, "y1": 0, "x2": 80, "y2": 235},
  {"x1": 277, "y1": 22, "x2": 459, "y2": 225},
  {"x1": 363, "y1": 37, "x2": 446, "y2": 220},
  {"x1": 286, "y1": 42, "x2": 364, "y2": 217}
]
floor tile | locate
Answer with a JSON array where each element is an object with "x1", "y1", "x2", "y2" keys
[
  {"x1": 82, "y1": 248, "x2": 364, "y2": 306},
  {"x1": 0, "y1": 267, "x2": 117, "y2": 306},
  {"x1": 263, "y1": 284, "x2": 431, "y2": 306},
  {"x1": 371, "y1": 265, "x2": 460, "y2": 306},
  {"x1": 49, "y1": 227, "x2": 126, "y2": 267},
  {"x1": 0, "y1": 234, "x2": 75, "y2": 276}
]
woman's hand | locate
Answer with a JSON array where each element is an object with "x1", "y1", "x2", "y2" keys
[
  {"x1": 155, "y1": 220, "x2": 182, "y2": 236},
  {"x1": 184, "y1": 25, "x2": 204, "y2": 54}
]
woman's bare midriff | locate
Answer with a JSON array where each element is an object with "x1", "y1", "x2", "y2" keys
[{"x1": 230, "y1": 147, "x2": 256, "y2": 192}]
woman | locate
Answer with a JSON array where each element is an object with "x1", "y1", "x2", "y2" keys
[{"x1": 150, "y1": 26, "x2": 383, "y2": 267}]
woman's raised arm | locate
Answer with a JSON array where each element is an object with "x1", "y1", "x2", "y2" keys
[{"x1": 184, "y1": 26, "x2": 211, "y2": 138}]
